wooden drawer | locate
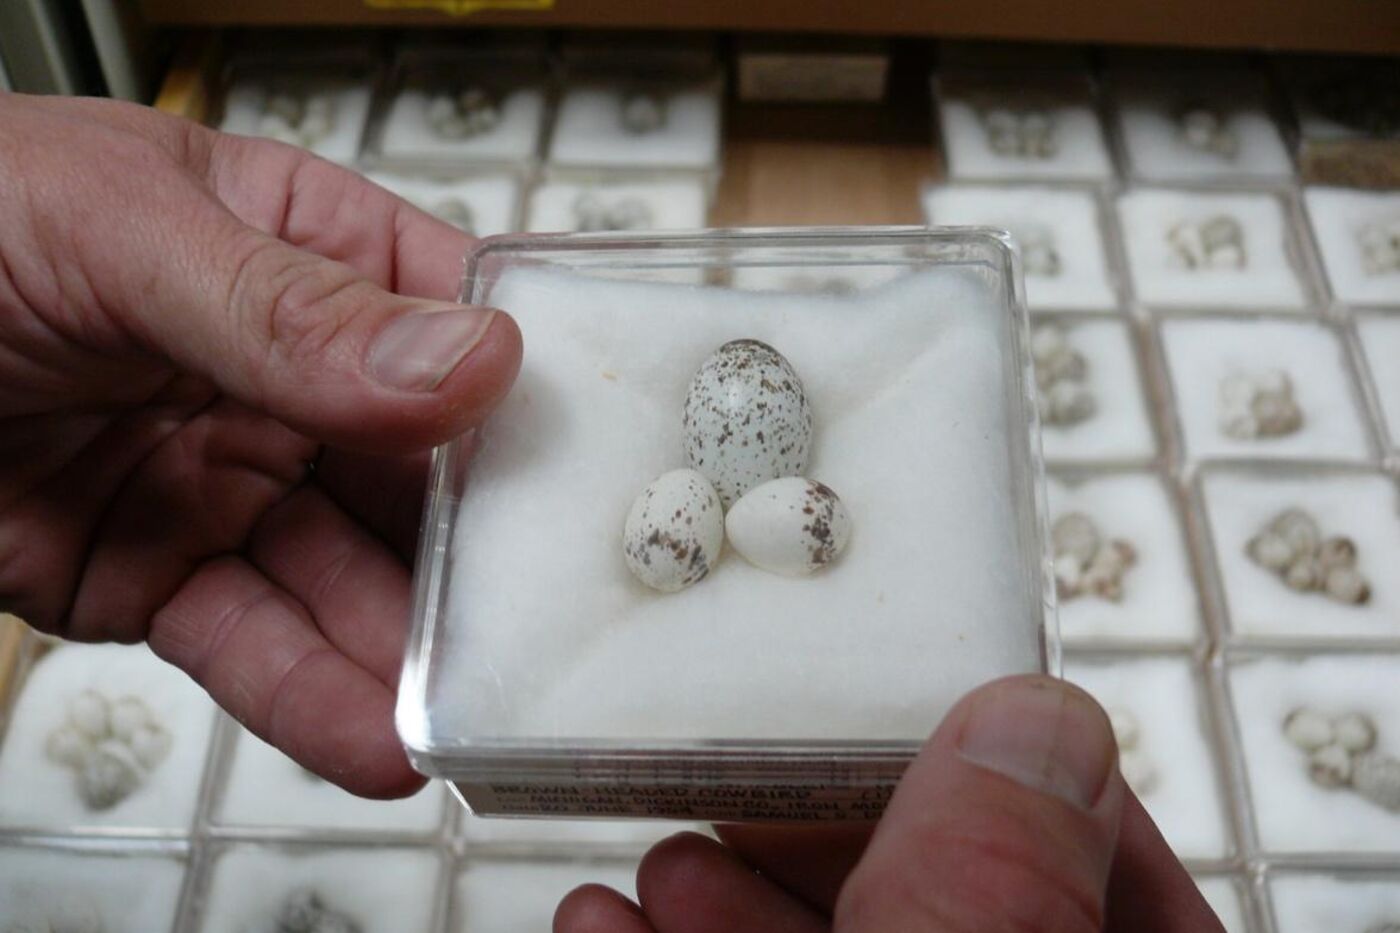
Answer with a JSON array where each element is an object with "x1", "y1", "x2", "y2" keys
[{"x1": 137, "y1": 0, "x2": 1399, "y2": 56}]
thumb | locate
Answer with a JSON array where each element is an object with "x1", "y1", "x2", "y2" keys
[
  {"x1": 125, "y1": 205, "x2": 522, "y2": 452},
  {"x1": 836, "y1": 676, "x2": 1123, "y2": 933}
]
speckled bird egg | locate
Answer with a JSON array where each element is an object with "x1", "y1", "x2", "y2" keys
[
  {"x1": 623, "y1": 469, "x2": 725, "y2": 593},
  {"x1": 683, "y1": 340, "x2": 813, "y2": 508},
  {"x1": 726, "y1": 477, "x2": 851, "y2": 576}
]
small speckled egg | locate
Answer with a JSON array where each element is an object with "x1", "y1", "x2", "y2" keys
[
  {"x1": 683, "y1": 340, "x2": 813, "y2": 508},
  {"x1": 623, "y1": 469, "x2": 725, "y2": 593},
  {"x1": 725, "y1": 477, "x2": 851, "y2": 576}
]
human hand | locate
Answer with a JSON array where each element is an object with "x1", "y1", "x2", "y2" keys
[
  {"x1": 0, "y1": 92, "x2": 521, "y2": 796},
  {"x1": 556, "y1": 675, "x2": 1227, "y2": 932}
]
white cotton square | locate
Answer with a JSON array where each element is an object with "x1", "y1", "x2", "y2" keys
[
  {"x1": 1035, "y1": 319, "x2": 1157, "y2": 464},
  {"x1": 936, "y1": 74, "x2": 1113, "y2": 181},
  {"x1": 196, "y1": 845, "x2": 441, "y2": 933},
  {"x1": 1201, "y1": 471, "x2": 1400, "y2": 641},
  {"x1": 379, "y1": 79, "x2": 546, "y2": 164},
  {"x1": 1065, "y1": 657, "x2": 1231, "y2": 860},
  {"x1": 0, "y1": 643, "x2": 216, "y2": 832},
  {"x1": 548, "y1": 82, "x2": 721, "y2": 170},
  {"x1": 1112, "y1": 70, "x2": 1292, "y2": 181},
  {"x1": 1230, "y1": 655, "x2": 1400, "y2": 854},
  {"x1": 1047, "y1": 472, "x2": 1199, "y2": 644},
  {"x1": 1269, "y1": 873, "x2": 1400, "y2": 933},
  {"x1": 1305, "y1": 188, "x2": 1400, "y2": 308},
  {"x1": 1118, "y1": 189, "x2": 1309, "y2": 310},
  {"x1": 220, "y1": 74, "x2": 372, "y2": 165},
  {"x1": 1161, "y1": 318, "x2": 1371, "y2": 462},
  {"x1": 923, "y1": 185, "x2": 1119, "y2": 311},
  {"x1": 0, "y1": 846, "x2": 186, "y2": 933},
  {"x1": 429, "y1": 266, "x2": 1044, "y2": 745}
]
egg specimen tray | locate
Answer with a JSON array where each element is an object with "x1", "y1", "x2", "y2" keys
[
  {"x1": 395, "y1": 227, "x2": 1056, "y2": 820},
  {"x1": 4, "y1": 37, "x2": 1400, "y2": 931}
]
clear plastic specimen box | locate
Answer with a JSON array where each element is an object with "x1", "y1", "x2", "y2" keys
[{"x1": 397, "y1": 227, "x2": 1057, "y2": 822}]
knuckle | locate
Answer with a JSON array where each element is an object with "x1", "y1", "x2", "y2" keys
[
  {"x1": 169, "y1": 116, "x2": 218, "y2": 178},
  {"x1": 307, "y1": 539, "x2": 357, "y2": 610},
  {"x1": 149, "y1": 558, "x2": 267, "y2": 685},
  {"x1": 227, "y1": 237, "x2": 365, "y2": 382}
]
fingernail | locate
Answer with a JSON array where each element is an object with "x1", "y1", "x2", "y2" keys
[
  {"x1": 369, "y1": 306, "x2": 496, "y2": 392},
  {"x1": 957, "y1": 678, "x2": 1115, "y2": 809}
]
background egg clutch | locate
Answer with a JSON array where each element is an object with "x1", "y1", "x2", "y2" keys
[{"x1": 621, "y1": 339, "x2": 852, "y2": 592}]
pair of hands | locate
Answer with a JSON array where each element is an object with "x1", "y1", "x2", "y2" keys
[{"x1": 0, "y1": 92, "x2": 1222, "y2": 931}]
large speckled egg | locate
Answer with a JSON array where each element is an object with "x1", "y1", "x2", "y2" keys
[
  {"x1": 725, "y1": 477, "x2": 851, "y2": 576},
  {"x1": 682, "y1": 340, "x2": 813, "y2": 508},
  {"x1": 622, "y1": 469, "x2": 725, "y2": 593}
]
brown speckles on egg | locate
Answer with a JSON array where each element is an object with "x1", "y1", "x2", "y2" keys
[
  {"x1": 725, "y1": 477, "x2": 851, "y2": 576},
  {"x1": 682, "y1": 339, "x2": 813, "y2": 508},
  {"x1": 623, "y1": 469, "x2": 725, "y2": 593},
  {"x1": 798, "y1": 481, "x2": 843, "y2": 567}
]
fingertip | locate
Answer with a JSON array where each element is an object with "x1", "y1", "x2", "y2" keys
[
  {"x1": 310, "y1": 705, "x2": 427, "y2": 800},
  {"x1": 435, "y1": 307, "x2": 523, "y2": 429},
  {"x1": 554, "y1": 884, "x2": 652, "y2": 933},
  {"x1": 948, "y1": 674, "x2": 1118, "y2": 811},
  {"x1": 637, "y1": 831, "x2": 721, "y2": 893},
  {"x1": 337, "y1": 304, "x2": 522, "y2": 453},
  {"x1": 836, "y1": 674, "x2": 1125, "y2": 933},
  {"x1": 332, "y1": 753, "x2": 427, "y2": 801}
]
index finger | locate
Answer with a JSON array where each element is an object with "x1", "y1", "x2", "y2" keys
[
  {"x1": 148, "y1": 555, "x2": 423, "y2": 798},
  {"x1": 25, "y1": 97, "x2": 472, "y2": 303},
  {"x1": 208, "y1": 133, "x2": 471, "y2": 302},
  {"x1": 713, "y1": 823, "x2": 873, "y2": 913}
]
